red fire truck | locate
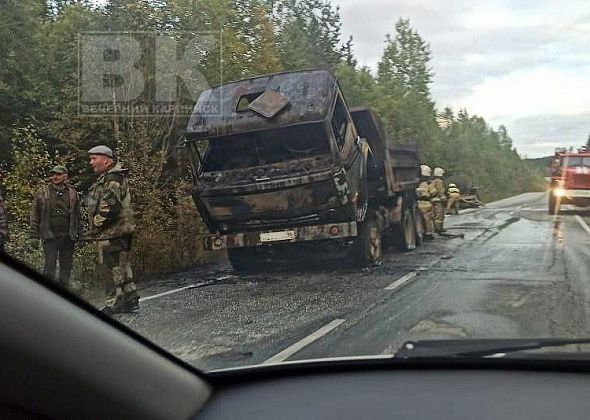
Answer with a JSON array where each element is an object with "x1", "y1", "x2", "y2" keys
[{"x1": 549, "y1": 147, "x2": 590, "y2": 214}]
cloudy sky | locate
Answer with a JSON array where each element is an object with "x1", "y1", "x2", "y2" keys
[{"x1": 335, "y1": 0, "x2": 590, "y2": 157}]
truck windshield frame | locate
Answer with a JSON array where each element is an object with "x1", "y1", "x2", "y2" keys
[{"x1": 194, "y1": 123, "x2": 331, "y2": 172}]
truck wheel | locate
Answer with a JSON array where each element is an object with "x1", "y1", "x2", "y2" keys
[
  {"x1": 394, "y1": 206, "x2": 417, "y2": 252},
  {"x1": 549, "y1": 194, "x2": 559, "y2": 215},
  {"x1": 354, "y1": 217, "x2": 382, "y2": 267},
  {"x1": 228, "y1": 248, "x2": 262, "y2": 272},
  {"x1": 412, "y1": 201, "x2": 424, "y2": 246}
]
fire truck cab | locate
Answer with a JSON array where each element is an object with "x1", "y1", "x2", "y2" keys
[{"x1": 549, "y1": 147, "x2": 590, "y2": 214}]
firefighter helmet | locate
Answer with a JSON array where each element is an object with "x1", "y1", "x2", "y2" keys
[
  {"x1": 433, "y1": 167, "x2": 445, "y2": 177},
  {"x1": 420, "y1": 165, "x2": 432, "y2": 177}
]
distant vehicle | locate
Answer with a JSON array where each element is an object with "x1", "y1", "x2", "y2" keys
[
  {"x1": 548, "y1": 147, "x2": 590, "y2": 214},
  {"x1": 184, "y1": 69, "x2": 423, "y2": 270}
]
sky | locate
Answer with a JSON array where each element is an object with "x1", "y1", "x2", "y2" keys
[{"x1": 335, "y1": 0, "x2": 590, "y2": 157}]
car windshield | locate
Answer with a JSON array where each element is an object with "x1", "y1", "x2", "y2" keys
[{"x1": 3, "y1": 0, "x2": 590, "y2": 372}]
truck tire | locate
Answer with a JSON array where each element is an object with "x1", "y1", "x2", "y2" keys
[
  {"x1": 353, "y1": 217, "x2": 382, "y2": 267},
  {"x1": 549, "y1": 194, "x2": 559, "y2": 215},
  {"x1": 228, "y1": 248, "x2": 263, "y2": 272},
  {"x1": 394, "y1": 206, "x2": 417, "y2": 252}
]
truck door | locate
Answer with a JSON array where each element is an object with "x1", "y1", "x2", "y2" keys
[{"x1": 330, "y1": 92, "x2": 366, "y2": 214}]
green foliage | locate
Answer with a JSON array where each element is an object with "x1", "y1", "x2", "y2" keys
[
  {"x1": 274, "y1": 0, "x2": 343, "y2": 70},
  {"x1": 378, "y1": 18, "x2": 433, "y2": 96},
  {"x1": 2, "y1": 124, "x2": 54, "y2": 270},
  {"x1": 3, "y1": 124, "x2": 55, "y2": 223},
  {"x1": 426, "y1": 109, "x2": 545, "y2": 201}
]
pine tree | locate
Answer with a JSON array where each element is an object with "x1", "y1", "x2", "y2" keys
[
  {"x1": 274, "y1": 0, "x2": 343, "y2": 70},
  {"x1": 377, "y1": 18, "x2": 433, "y2": 97}
]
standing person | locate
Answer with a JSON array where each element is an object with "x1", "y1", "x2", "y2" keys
[
  {"x1": 416, "y1": 165, "x2": 435, "y2": 239},
  {"x1": 431, "y1": 167, "x2": 447, "y2": 233},
  {"x1": 30, "y1": 166, "x2": 80, "y2": 288},
  {"x1": 446, "y1": 183, "x2": 461, "y2": 215},
  {"x1": 0, "y1": 189, "x2": 8, "y2": 253},
  {"x1": 86, "y1": 145, "x2": 138, "y2": 314}
]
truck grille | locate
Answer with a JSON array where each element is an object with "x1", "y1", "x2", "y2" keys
[{"x1": 569, "y1": 174, "x2": 590, "y2": 189}]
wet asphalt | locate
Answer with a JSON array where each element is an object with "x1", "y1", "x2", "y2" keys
[{"x1": 116, "y1": 192, "x2": 590, "y2": 370}]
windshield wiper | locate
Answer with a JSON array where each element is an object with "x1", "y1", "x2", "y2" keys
[{"x1": 396, "y1": 338, "x2": 590, "y2": 359}]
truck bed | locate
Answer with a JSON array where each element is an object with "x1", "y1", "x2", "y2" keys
[{"x1": 350, "y1": 108, "x2": 420, "y2": 197}]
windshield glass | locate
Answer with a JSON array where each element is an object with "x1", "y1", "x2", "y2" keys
[
  {"x1": 3, "y1": 0, "x2": 590, "y2": 372},
  {"x1": 563, "y1": 157, "x2": 590, "y2": 167}
]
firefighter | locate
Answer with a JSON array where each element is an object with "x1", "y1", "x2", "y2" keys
[
  {"x1": 431, "y1": 167, "x2": 447, "y2": 233},
  {"x1": 446, "y1": 183, "x2": 461, "y2": 215},
  {"x1": 416, "y1": 165, "x2": 435, "y2": 239}
]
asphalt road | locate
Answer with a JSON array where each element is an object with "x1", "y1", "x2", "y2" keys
[{"x1": 117, "y1": 192, "x2": 590, "y2": 370}]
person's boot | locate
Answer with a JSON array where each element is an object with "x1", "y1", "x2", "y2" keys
[
  {"x1": 124, "y1": 295, "x2": 140, "y2": 312},
  {"x1": 101, "y1": 292, "x2": 126, "y2": 315}
]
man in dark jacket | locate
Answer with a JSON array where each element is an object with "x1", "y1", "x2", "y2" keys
[
  {"x1": 0, "y1": 190, "x2": 8, "y2": 253},
  {"x1": 30, "y1": 165, "x2": 81, "y2": 288}
]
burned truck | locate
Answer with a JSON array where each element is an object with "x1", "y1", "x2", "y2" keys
[{"x1": 184, "y1": 69, "x2": 423, "y2": 270}]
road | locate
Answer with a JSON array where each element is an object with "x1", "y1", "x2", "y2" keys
[{"x1": 117, "y1": 192, "x2": 590, "y2": 370}]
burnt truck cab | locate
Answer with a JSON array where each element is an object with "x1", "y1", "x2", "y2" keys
[
  {"x1": 184, "y1": 70, "x2": 370, "y2": 256},
  {"x1": 549, "y1": 149, "x2": 590, "y2": 214}
]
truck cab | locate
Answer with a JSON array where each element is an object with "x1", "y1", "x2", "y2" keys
[
  {"x1": 549, "y1": 149, "x2": 590, "y2": 214},
  {"x1": 184, "y1": 70, "x2": 369, "y2": 266},
  {"x1": 184, "y1": 69, "x2": 422, "y2": 270}
]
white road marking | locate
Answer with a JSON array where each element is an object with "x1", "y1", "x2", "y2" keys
[
  {"x1": 574, "y1": 215, "x2": 590, "y2": 236},
  {"x1": 385, "y1": 271, "x2": 418, "y2": 291},
  {"x1": 518, "y1": 207, "x2": 548, "y2": 212},
  {"x1": 263, "y1": 319, "x2": 346, "y2": 364},
  {"x1": 385, "y1": 258, "x2": 441, "y2": 291},
  {"x1": 458, "y1": 208, "x2": 479, "y2": 214},
  {"x1": 139, "y1": 284, "x2": 200, "y2": 303}
]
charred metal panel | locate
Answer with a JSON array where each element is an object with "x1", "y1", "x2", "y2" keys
[
  {"x1": 186, "y1": 70, "x2": 337, "y2": 139},
  {"x1": 196, "y1": 156, "x2": 337, "y2": 192},
  {"x1": 332, "y1": 168, "x2": 351, "y2": 205},
  {"x1": 204, "y1": 221, "x2": 358, "y2": 250},
  {"x1": 248, "y1": 90, "x2": 290, "y2": 118},
  {"x1": 204, "y1": 179, "x2": 341, "y2": 227}
]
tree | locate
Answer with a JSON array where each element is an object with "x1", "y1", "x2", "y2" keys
[
  {"x1": 0, "y1": 0, "x2": 48, "y2": 166},
  {"x1": 341, "y1": 36, "x2": 357, "y2": 67},
  {"x1": 374, "y1": 19, "x2": 438, "y2": 148},
  {"x1": 377, "y1": 18, "x2": 433, "y2": 96},
  {"x1": 498, "y1": 125, "x2": 513, "y2": 150},
  {"x1": 274, "y1": 0, "x2": 343, "y2": 70}
]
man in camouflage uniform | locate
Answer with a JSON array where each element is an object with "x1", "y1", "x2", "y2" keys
[
  {"x1": 431, "y1": 167, "x2": 447, "y2": 233},
  {"x1": 0, "y1": 190, "x2": 8, "y2": 253},
  {"x1": 30, "y1": 165, "x2": 81, "y2": 288},
  {"x1": 416, "y1": 165, "x2": 435, "y2": 239},
  {"x1": 86, "y1": 145, "x2": 139, "y2": 313}
]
